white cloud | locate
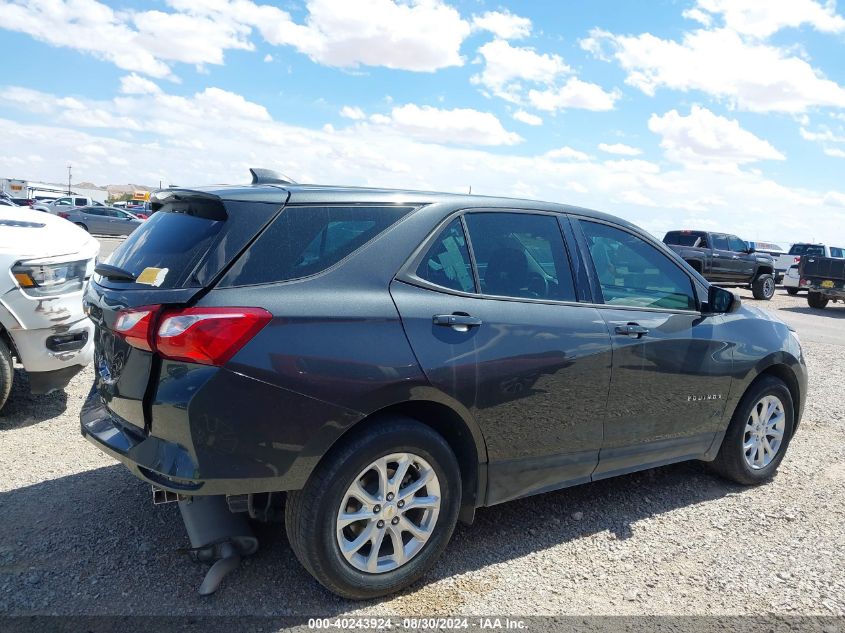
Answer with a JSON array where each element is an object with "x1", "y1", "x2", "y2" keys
[
  {"x1": 598, "y1": 142, "x2": 642, "y2": 156},
  {"x1": 545, "y1": 146, "x2": 591, "y2": 161},
  {"x1": 581, "y1": 26, "x2": 845, "y2": 112},
  {"x1": 340, "y1": 106, "x2": 366, "y2": 120},
  {"x1": 472, "y1": 10, "x2": 531, "y2": 40},
  {"x1": 2, "y1": 82, "x2": 844, "y2": 246},
  {"x1": 263, "y1": 53, "x2": 273, "y2": 62},
  {"x1": 472, "y1": 39, "x2": 570, "y2": 103},
  {"x1": 366, "y1": 104, "x2": 523, "y2": 146},
  {"x1": 0, "y1": 0, "x2": 471, "y2": 78},
  {"x1": 800, "y1": 126, "x2": 845, "y2": 143},
  {"x1": 119, "y1": 74, "x2": 162, "y2": 95},
  {"x1": 528, "y1": 78, "x2": 619, "y2": 112},
  {"x1": 648, "y1": 106, "x2": 784, "y2": 168},
  {"x1": 825, "y1": 148, "x2": 845, "y2": 158},
  {"x1": 687, "y1": 0, "x2": 845, "y2": 38},
  {"x1": 513, "y1": 110, "x2": 543, "y2": 126}
]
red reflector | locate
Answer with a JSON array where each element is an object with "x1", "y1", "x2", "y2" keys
[
  {"x1": 794, "y1": 256, "x2": 801, "y2": 262},
  {"x1": 58, "y1": 212, "x2": 70, "y2": 219},
  {"x1": 156, "y1": 307, "x2": 272, "y2": 366},
  {"x1": 113, "y1": 306, "x2": 159, "y2": 352}
]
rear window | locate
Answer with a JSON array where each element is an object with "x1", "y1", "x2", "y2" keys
[
  {"x1": 219, "y1": 205, "x2": 414, "y2": 287},
  {"x1": 664, "y1": 231, "x2": 706, "y2": 247},
  {"x1": 789, "y1": 244, "x2": 825, "y2": 256}
]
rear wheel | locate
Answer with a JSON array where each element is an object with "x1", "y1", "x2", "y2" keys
[
  {"x1": 0, "y1": 338, "x2": 13, "y2": 412},
  {"x1": 74, "y1": 223, "x2": 88, "y2": 232},
  {"x1": 808, "y1": 292, "x2": 829, "y2": 309},
  {"x1": 285, "y1": 417, "x2": 461, "y2": 599},
  {"x1": 785, "y1": 288, "x2": 799, "y2": 296},
  {"x1": 710, "y1": 376, "x2": 794, "y2": 485},
  {"x1": 751, "y1": 273, "x2": 775, "y2": 300}
]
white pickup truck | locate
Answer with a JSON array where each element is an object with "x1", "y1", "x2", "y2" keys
[
  {"x1": 0, "y1": 206, "x2": 98, "y2": 410},
  {"x1": 780, "y1": 243, "x2": 845, "y2": 294}
]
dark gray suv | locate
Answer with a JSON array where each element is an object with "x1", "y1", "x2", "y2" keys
[{"x1": 81, "y1": 170, "x2": 807, "y2": 599}]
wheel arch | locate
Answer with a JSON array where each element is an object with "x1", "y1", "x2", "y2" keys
[
  {"x1": 741, "y1": 363, "x2": 802, "y2": 433},
  {"x1": 319, "y1": 398, "x2": 488, "y2": 524},
  {"x1": 756, "y1": 265, "x2": 774, "y2": 276}
]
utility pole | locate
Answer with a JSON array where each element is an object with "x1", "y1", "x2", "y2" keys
[{"x1": 67, "y1": 164, "x2": 72, "y2": 195}]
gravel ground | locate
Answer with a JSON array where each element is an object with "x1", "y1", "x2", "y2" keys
[{"x1": 1, "y1": 288, "x2": 843, "y2": 617}]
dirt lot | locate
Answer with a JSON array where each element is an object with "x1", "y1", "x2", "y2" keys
[{"x1": 1, "y1": 287, "x2": 843, "y2": 617}]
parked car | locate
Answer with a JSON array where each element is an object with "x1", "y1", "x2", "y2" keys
[
  {"x1": 58, "y1": 206, "x2": 144, "y2": 236},
  {"x1": 781, "y1": 244, "x2": 845, "y2": 294},
  {"x1": 82, "y1": 170, "x2": 806, "y2": 599},
  {"x1": 799, "y1": 255, "x2": 845, "y2": 309},
  {"x1": 10, "y1": 197, "x2": 34, "y2": 207},
  {"x1": 663, "y1": 230, "x2": 777, "y2": 299},
  {"x1": 33, "y1": 196, "x2": 107, "y2": 214},
  {"x1": 0, "y1": 206, "x2": 98, "y2": 411}
]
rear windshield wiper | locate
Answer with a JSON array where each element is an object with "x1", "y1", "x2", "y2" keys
[{"x1": 95, "y1": 263, "x2": 137, "y2": 282}]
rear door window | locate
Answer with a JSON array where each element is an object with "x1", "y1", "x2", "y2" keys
[
  {"x1": 712, "y1": 234, "x2": 729, "y2": 251},
  {"x1": 414, "y1": 218, "x2": 475, "y2": 293},
  {"x1": 464, "y1": 212, "x2": 576, "y2": 301},
  {"x1": 220, "y1": 205, "x2": 414, "y2": 287}
]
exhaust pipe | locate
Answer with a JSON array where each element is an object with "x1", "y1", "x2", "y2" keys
[{"x1": 177, "y1": 495, "x2": 259, "y2": 595}]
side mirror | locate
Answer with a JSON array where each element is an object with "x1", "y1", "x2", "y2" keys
[
  {"x1": 707, "y1": 285, "x2": 741, "y2": 314},
  {"x1": 747, "y1": 246, "x2": 755, "y2": 253}
]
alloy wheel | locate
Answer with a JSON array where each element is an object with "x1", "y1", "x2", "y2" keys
[
  {"x1": 336, "y1": 452, "x2": 441, "y2": 574},
  {"x1": 743, "y1": 395, "x2": 786, "y2": 470}
]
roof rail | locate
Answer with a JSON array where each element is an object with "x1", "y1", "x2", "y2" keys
[{"x1": 249, "y1": 167, "x2": 297, "y2": 185}]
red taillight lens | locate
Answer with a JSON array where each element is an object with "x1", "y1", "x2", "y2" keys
[
  {"x1": 58, "y1": 211, "x2": 70, "y2": 219},
  {"x1": 794, "y1": 256, "x2": 801, "y2": 262},
  {"x1": 113, "y1": 306, "x2": 158, "y2": 351},
  {"x1": 156, "y1": 307, "x2": 272, "y2": 366}
]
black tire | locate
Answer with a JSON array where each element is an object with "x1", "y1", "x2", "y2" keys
[
  {"x1": 808, "y1": 292, "x2": 829, "y2": 309},
  {"x1": 751, "y1": 273, "x2": 775, "y2": 300},
  {"x1": 785, "y1": 288, "x2": 799, "y2": 296},
  {"x1": 0, "y1": 337, "x2": 13, "y2": 413},
  {"x1": 285, "y1": 417, "x2": 461, "y2": 599},
  {"x1": 710, "y1": 376, "x2": 794, "y2": 485},
  {"x1": 75, "y1": 223, "x2": 88, "y2": 232}
]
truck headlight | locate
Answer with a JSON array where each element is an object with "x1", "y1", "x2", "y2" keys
[{"x1": 11, "y1": 260, "x2": 88, "y2": 296}]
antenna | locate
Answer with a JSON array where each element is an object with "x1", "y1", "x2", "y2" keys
[{"x1": 249, "y1": 168, "x2": 296, "y2": 185}]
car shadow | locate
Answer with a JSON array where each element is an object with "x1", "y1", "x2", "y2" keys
[
  {"x1": 778, "y1": 305, "x2": 845, "y2": 319},
  {"x1": 0, "y1": 459, "x2": 743, "y2": 617},
  {"x1": 0, "y1": 368, "x2": 68, "y2": 429}
]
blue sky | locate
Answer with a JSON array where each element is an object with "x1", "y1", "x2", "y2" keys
[{"x1": 1, "y1": 0, "x2": 845, "y2": 245}]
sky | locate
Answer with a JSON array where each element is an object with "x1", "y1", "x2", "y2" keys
[{"x1": 1, "y1": 0, "x2": 844, "y2": 246}]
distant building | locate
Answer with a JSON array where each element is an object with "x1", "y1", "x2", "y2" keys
[{"x1": 0, "y1": 178, "x2": 107, "y2": 203}]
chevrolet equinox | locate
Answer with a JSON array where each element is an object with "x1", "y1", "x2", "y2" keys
[{"x1": 82, "y1": 169, "x2": 807, "y2": 599}]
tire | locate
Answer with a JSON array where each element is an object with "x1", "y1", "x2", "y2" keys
[
  {"x1": 710, "y1": 376, "x2": 794, "y2": 485},
  {"x1": 75, "y1": 223, "x2": 88, "y2": 232},
  {"x1": 285, "y1": 417, "x2": 461, "y2": 599},
  {"x1": 808, "y1": 292, "x2": 829, "y2": 309},
  {"x1": 0, "y1": 337, "x2": 13, "y2": 413},
  {"x1": 785, "y1": 288, "x2": 799, "y2": 296},
  {"x1": 751, "y1": 273, "x2": 776, "y2": 300}
]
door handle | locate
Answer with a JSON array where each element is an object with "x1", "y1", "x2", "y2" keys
[
  {"x1": 433, "y1": 313, "x2": 482, "y2": 331},
  {"x1": 732, "y1": 255, "x2": 739, "y2": 259},
  {"x1": 713, "y1": 253, "x2": 720, "y2": 258},
  {"x1": 615, "y1": 323, "x2": 649, "y2": 338}
]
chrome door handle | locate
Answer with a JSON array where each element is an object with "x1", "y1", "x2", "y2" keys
[
  {"x1": 615, "y1": 323, "x2": 649, "y2": 338},
  {"x1": 433, "y1": 313, "x2": 482, "y2": 331},
  {"x1": 713, "y1": 253, "x2": 720, "y2": 257},
  {"x1": 732, "y1": 255, "x2": 739, "y2": 259}
]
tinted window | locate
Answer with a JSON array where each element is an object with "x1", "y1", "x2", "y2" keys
[
  {"x1": 464, "y1": 212, "x2": 576, "y2": 301},
  {"x1": 789, "y1": 243, "x2": 825, "y2": 256},
  {"x1": 581, "y1": 221, "x2": 696, "y2": 311},
  {"x1": 415, "y1": 219, "x2": 475, "y2": 293},
  {"x1": 75, "y1": 198, "x2": 87, "y2": 206},
  {"x1": 831, "y1": 247, "x2": 844, "y2": 258},
  {"x1": 728, "y1": 235, "x2": 747, "y2": 252},
  {"x1": 663, "y1": 231, "x2": 707, "y2": 247},
  {"x1": 711, "y1": 234, "x2": 729, "y2": 250},
  {"x1": 221, "y1": 205, "x2": 414, "y2": 287},
  {"x1": 83, "y1": 207, "x2": 105, "y2": 216}
]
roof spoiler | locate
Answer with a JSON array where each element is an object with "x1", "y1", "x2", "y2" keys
[{"x1": 250, "y1": 168, "x2": 297, "y2": 185}]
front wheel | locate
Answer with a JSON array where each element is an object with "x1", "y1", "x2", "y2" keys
[
  {"x1": 710, "y1": 376, "x2": 794, "y2": 485},
  {"x1": 751, "y1": 273, "x2": 776, "y2": 300},
  {"x1": 285, "y1": 417, "x2": 461, "y2": 599},
  {"x1": 0, "y1": 337, "x2": 13, "y2": 412},
  {"x1": 808, "y1": 292, "x2": 829, "y2": 309}
]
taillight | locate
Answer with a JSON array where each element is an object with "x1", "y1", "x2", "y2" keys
[
  {"x1": 113, "y1": 306, "x2": 157, "y2": 351},
  {"x1": 114, "y1": 305, "x2": 272, "y2": 366},
  {"x1": 58, "y1": 211, "x2": 70, "y2": 219},
  {"x1": 794, "y1": 256, "x2": 801, "y2": 262}
]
